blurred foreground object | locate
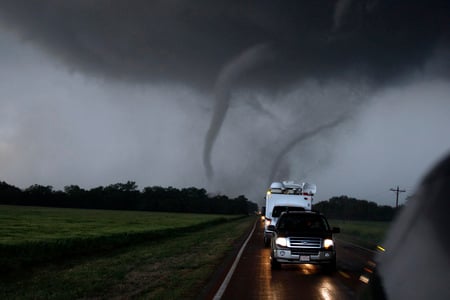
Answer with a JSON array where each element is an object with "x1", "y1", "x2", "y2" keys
[{"x1": 376, "y1": 153, "x2": 450, "y2": 299}]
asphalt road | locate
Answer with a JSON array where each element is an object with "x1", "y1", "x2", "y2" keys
[{"x1": 217, "y1": 220, "x2": 375, "y2": 300}]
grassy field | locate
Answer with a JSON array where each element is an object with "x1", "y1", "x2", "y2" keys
[
  {"x1": 0, "y1": 205, "x2": 232, "y2": 244},
  {"x1": 328, "y1": 219, "x2": 391, "y2": 248},
  {"x1": 0, "y1": 205, "x2": 255, "y2": 299},
  {"x1": 0, "y1": 205, "x2": 245, "y2": 273},
  {"x1": 0, "y1": 205, "x2": 390, "y2": 298}
]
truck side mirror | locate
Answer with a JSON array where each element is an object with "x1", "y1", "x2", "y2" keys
[{"x1": 268, "y1": 225, "x2": 276, "y2": 232}]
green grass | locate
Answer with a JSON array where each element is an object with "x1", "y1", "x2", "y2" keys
[
  {"x1": 0, "y1": 205, "x2": 255, "y2": 299},
  {"x1": 0, "y1": 205, "x2": 242, "y2": 272},
  {"x1": 0, "y1": 206, "x2": 391, "y2": 298},
  {"x1": 328, "y1": 219, "x2": 391, "y2": 248},
  {"x1": 0, "y1": 205, "x2": 231, "y2": 244}
]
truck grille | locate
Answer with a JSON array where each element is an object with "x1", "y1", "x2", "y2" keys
[{"x1": 289, "y1": 237, "x2": 321, "y2": 248}]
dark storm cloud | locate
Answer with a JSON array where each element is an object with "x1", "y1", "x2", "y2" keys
[
  {"x1": 1, "y1": 0, "x2": 447, "y2": 86},
  {"x1": 0, "y1": 0, "x2": 448, "y2": 181}
]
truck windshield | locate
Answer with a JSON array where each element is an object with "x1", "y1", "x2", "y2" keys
[
  {"x1": 272, "y1": 206, "x2": 305, "y2": 217},
  {"x1": 277, "y1": 215, "x2": 329, "y2": 232}
]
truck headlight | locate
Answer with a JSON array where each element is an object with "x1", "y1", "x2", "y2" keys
[
  {"x1": 276, "y1": 237, "x2": 288, "y2": 247},
  {"x1": 324, "y1": 239, "x2": 334, "y2": 249}
]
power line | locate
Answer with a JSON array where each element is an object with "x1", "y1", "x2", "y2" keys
[{"x1": 390, "y1": 186, "x2": 406, "y2": 208}]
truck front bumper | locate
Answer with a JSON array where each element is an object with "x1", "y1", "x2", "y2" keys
[{"x1": 272, "y1": 248, "x2": 335, "y2": 264}]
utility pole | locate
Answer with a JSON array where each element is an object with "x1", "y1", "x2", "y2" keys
[{"x1": 390, "y1": 186, "x2": 406, "y2": 208}]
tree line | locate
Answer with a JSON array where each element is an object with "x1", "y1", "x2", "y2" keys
[
  {"x1": 313, "y1": 195, "x2": 402, "y2": 221},
  {"x1": 0, "y1": 181, "x2": 258, "y2": 215}
]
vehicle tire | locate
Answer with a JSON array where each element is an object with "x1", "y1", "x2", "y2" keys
[
  {"x1": 323, "y1": 259, "x2": 337, "y2": 274},
  {"x1": 271, "y1": 258, "x2": 281, "y2": 270}
]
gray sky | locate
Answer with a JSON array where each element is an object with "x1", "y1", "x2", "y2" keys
[{"x1": 0, "y1": 1, "x2": 449, "y2": 207}]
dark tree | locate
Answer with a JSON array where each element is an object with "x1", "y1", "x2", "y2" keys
[
  {"x1": 314, "y1": 195, "x2": 400, "y2": 221},
  {"x1": 0, "y1": 180, "x2": 258, "y2": 215}
]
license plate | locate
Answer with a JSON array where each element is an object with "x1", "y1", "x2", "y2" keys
[{"x1": 300, "y1": 255, "x2": 310, "y2": 262}]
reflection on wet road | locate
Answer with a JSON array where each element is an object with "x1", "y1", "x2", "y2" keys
[{"x1": 220, "y1": 221, "x2": 372, "y2": 299}]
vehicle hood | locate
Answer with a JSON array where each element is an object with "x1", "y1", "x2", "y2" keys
[{"x1": 276, "y1": 230, "x2": 333, "y2": 239}]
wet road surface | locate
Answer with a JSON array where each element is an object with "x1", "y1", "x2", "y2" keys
[{"x1": 218, "y1": 220, "x2": 374, "y2": 300}]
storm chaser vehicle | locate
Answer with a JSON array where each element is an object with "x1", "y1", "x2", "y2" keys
[
  {"x1": 264, "y1": 181, "x2": 316, "y2": 246},
  {"x1": 268, "y1": 211, "x2": 340, "y2": 271}
]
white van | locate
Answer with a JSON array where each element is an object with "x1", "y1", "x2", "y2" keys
[{"x1": 263, "y1": 181, "x2": 316, "y2": 246}]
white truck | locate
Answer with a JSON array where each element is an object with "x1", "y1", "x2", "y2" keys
[{"x1": 263, "y1": 181, "x2": 316, "y2": 246}]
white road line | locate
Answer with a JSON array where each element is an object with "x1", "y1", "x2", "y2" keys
[{"x1": 212, "y1": 219, "x2": 257, "y2": 300}]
